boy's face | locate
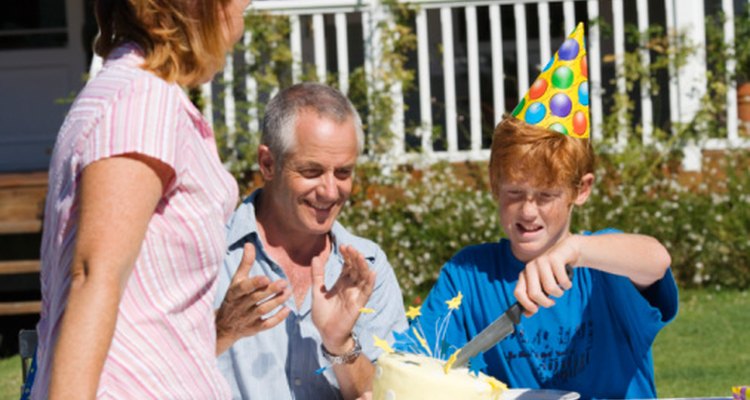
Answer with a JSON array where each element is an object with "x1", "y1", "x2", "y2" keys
[{"x1": 497, "y1": 174, "x2": 592, "y2": 262}]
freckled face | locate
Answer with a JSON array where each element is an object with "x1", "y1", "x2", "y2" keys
[
  {"x1": 267, "y1": 110, "x2": 359, "y2": 239},
  {"x1": 497, "y1": 181, "x2": 574, "y2": 262}
]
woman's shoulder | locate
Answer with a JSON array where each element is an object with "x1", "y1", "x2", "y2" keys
[
  {"x1": 80, "y1": 45, "x2": 181, "y2": 111},
  {"x1": 95, "y1": 72, "x2": 177, "y2": 106},
  {"x1": 64, "y1": 66, "x2": 184, "y2": 148}
]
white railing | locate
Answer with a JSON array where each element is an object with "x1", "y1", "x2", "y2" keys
[{"x1": 198, "y1": 0, "x2": 750, "y2": 170}]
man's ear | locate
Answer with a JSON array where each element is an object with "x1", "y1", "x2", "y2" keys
[
  {"x1": 257, "y1": 145, "x2": 275, "y2": 181},
  {"x1": 573, "y1": 173, "x2": 594, "y2": 206}
]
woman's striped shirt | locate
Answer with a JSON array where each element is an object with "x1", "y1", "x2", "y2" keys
[{"x1": 32, "y1": 44, "x2": 238, "y2": 399}]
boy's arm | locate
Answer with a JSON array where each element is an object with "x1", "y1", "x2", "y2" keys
[
  {"x1": 516, "y1": 232, "x2": 671, "y2": 316},
  {"x1": 569, "y1": 233, "x2": 671, "y2": 288}
]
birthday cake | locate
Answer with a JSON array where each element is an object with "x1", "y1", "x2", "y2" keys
[
  {"x1": 368, "y1": 290, "x2": 506, "y2": 400},
  {"x1": 373, "y1": 351, "x2": 506, "y2": 400}
]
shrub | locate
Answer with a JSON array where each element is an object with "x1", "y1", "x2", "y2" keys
[
  {"x1": 339, "y1": 149, "x2": 750, "y2": 301},
  {"x1": 219, "y1": 10, "x2": 750, "y2": 299},
  {"x1": 340, "y1": 161, "x2": 499, "y2": 297}
]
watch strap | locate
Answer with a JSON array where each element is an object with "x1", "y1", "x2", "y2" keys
[{"x1": 321, "y1": 332, "x2": 362, "y2": 365}]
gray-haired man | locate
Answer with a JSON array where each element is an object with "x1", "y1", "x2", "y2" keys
[{"x1": 214, "y1": 82, "x2": 407, "y2": 399}]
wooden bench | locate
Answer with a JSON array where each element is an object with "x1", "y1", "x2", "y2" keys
[
  {"x1": 0, "y1": 260, "x2": 41, "y2": 275},
  {"x1": 0, "y1": 172, "x2": 47, "y2": 316},
  {"x1": 0, "y1": 301, "x2": 42, "y2": 316}
]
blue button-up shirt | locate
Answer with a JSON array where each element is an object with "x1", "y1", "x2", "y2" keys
[{"x1": 216, "y1": 190, "x2": 408, "y2": 400}]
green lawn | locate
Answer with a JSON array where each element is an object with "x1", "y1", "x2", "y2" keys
[
  {"x1": 654, "y1": 289, "x2": 750, "y2": 398},
  {"x1": 0, "y1": 289, "x2": 747, "y2": 399},
  {"x1": 0, "y1": 355, "x2": 21, "y2": 400}
]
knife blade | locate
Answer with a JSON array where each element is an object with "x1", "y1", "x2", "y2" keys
[
  {"x1": 450, "y1": 264, "x2": 573, "y2": 369},
  {"x1": 450, "y1": 301, "x2": 522, "y2": 369}
]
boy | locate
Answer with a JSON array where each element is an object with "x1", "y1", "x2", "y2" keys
[{"x1": 413, "y1": 24, "x2": 678, "y2": 399}]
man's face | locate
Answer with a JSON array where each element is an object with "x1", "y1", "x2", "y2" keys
[
  {"x1": 267, "y1": 110, "x2": 358, "y2": 238},
  {"x1": 497, "y1": 180, "x2": 575, "y2": 263}
]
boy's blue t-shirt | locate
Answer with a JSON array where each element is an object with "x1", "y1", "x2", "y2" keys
[{"x1": 413, "y1": 229, "x2": 678, "y2": 400}]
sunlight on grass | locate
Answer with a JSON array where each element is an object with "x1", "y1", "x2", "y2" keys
[
  {"x1": 0, "y1": 290, "x2": 746, "y2": 398},
  {"x1": 0, "y1": 355, "x2": 21, "y2": 400},
  {"x1": 654, "y1": 289, "x2": 750, "y2": 398}
]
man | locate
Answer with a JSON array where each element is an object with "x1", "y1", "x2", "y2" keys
[{"x1": 214, "y1": 82, "x2": 408, "y2": 400}]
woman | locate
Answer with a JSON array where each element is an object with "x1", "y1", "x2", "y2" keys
[{"x1": 28, "y1": 0, "x2": 248, "y2": 398}]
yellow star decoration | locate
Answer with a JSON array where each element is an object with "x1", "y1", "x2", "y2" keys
[
  {"x1": 446, "y1": 292, "x2": 463, "y2": 310},
  {"x1": 443, "y1": 349, "x2": 460, "y2": 373},
  {"x1": 486, "y1": 376, "x2": 508, "y2": 393},
  {"x1": 411, "y1": 327, "x2": 433, "y2": 356},
  {"x1": 405, "y1": 305, "x2": 422, "y2": 320},
  {"x1": 359, "y1": 307, "x2": 375, "y2": 314},
  {"x1": 373, "y1": 334, "x2": 394, "y2": 354}
]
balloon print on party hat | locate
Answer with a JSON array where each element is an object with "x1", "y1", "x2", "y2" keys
[{"x1": 511, "y1": 22, "x2": 590, "y2": 138}]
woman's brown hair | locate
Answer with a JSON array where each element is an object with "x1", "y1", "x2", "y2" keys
[
  {"x1": 489, "y1": 116, "x2": 595, "y2": 200},
  {"x1": 94, "y1": 0, "x2": 234, "y2": 87}
]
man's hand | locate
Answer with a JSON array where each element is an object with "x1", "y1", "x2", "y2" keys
[
  {"x1": 216, "y1": 243, "x2": 292, "y2": 355},
  {"x1": 311, "y1": 244, "x2": 376, "y2": 355},
  {"x1": 514, "y1": 236, "x2": 577, "y2": 317}
]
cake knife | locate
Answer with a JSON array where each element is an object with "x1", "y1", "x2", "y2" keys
[{"x1": 450, "y1": 264, "x2": 573, "y2": 369}]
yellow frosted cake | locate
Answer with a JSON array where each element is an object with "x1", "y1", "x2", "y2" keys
[{"x1": 372, "y1": 352, "x2": 506, "y2": 400}]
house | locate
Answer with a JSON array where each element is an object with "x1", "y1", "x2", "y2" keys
[
  {"x1": 0, "y1": 0, "x2": 746, "y2": 323},
  {"x1": 0, "y1": 0, "x2": 96, "y2": 339},
  {"x1": 0, "y1": 0, "x2": 96, "y2": 172}
]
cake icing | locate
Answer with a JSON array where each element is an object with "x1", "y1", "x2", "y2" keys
[
  {"x1": 368, "y1": 292, "x2": 507, "y2": 399},
  {"x1": 373, "y1": 352, "x2": 506, "y2": 400}
]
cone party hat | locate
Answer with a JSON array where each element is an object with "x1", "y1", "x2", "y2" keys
[{"x1": 511, "y1": 22, "x2": 589, "y2": 138}]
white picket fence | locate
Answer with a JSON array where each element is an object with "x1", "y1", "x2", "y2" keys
[{"x1": 198, "y1": 0, "x2": 750, "y2": 170}]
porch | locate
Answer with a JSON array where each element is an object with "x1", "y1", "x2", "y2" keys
[{"x1": 198, "y1": 0, "x2": 750, "y2": 172}]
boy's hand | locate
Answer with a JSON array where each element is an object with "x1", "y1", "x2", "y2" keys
[{"x1": 514, "y1": 238, "x2": 578, "y2": 317}]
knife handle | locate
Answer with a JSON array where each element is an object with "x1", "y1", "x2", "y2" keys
[
  {"x1": 565, "y1": 264, "x2": 574, "y2": 280},
  {"x1": 506, "y1": 302, "x2": 523, "y2": 325}
]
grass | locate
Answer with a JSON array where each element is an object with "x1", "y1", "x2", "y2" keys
[
  {"x1": 0, "y1": 355, "x2": 21, "y2": 400},
  {"x1": 0, "y1": 289, "x2": 747, "y2": 399},
  {"x1": 654, "y1": 289, "x2": 750, "y2": 398}
]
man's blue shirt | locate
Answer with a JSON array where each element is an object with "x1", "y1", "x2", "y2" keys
[
  {"x1": 215, "y1": 190, "x2": 408, "y2": 400},
  {"x1": 414, "y1": 230, "x2": 678, "y2": 400}
]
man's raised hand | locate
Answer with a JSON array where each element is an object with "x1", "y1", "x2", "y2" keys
[
  {"x1": 311, "y1": 244, "x2": 376, "y2": 355},
  {"x1": 216, "y1": 242, "x2": 292, "y2": 355}
]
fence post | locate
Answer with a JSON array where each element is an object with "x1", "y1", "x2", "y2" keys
[
  {"x1": 363, "y1": 0, "x2": 405, "y2": 162},
  {"x1": 669, "y1": 0, "x2": 707, "y2": 171}
]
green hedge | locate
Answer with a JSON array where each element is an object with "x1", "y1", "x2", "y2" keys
[
  {"x1": 223, "y1": 10, "x2": 750, "y2": 298},
  {"x1": 338, "y1": 148, "x2": 750, "y2": 299}
]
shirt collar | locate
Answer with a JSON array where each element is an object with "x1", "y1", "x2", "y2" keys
[
  {"x1": 104, "y1": 42, "x2": 144, "y2": 67},
  {"x1": 226, "y1": 189, "x2": 262, "y2": 248},
  {"x1": 501, "y1": 238, "x2": 526, "y2": 274}
]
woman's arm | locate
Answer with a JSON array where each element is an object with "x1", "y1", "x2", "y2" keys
[{"x1": 49, "y1": 154, "x2": 173, "y2": 400}]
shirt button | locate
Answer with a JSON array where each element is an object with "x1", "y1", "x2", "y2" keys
[{"x1": 294, "y1": 378, "x2": 302, "y2": 386}]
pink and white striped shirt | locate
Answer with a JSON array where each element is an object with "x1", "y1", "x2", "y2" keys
[{"x1": 32, "y1": 44, "x2": 238, "y2": 399}]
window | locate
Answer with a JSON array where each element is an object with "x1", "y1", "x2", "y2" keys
[{"x1": 0, "y1": 0, "x2": 67, "y2": 50}]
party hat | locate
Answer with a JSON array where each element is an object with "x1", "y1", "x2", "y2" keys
[{"x1": 511, "y1": 22, "x2": 589, "y2": 138}]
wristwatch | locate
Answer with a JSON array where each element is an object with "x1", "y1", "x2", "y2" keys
[{"x1": 321, "y1": 332, "x2": 362, "y2": 365}]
